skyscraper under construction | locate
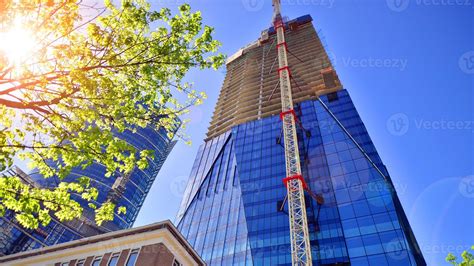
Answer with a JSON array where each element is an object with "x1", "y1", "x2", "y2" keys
[{"x1": 176, "y1": 5, "x2": 426, "y2": 266}]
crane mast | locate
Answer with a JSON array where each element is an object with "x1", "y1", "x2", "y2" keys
[{"x1": 272, "y1": 0, "x2": 313, "y2": 265}]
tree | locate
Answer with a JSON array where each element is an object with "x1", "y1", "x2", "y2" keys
[
  {"x1": 446, "y1": 246, "x2": 474, "y2": 266},
  {"x1": 0, "y1": 0, "x2": 224, "y2": 229}
]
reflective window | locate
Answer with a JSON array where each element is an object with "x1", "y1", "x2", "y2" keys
[
  {"x1": 92, "y1": 256, "x2": 101, "y2": 266},
  {"x1": 108, "y1": 253, "x2": 120, "y2": 266},
  {"x1": 126, "y1": 249, "x2": 140, "y2": 266},
  {"x1": 177, "y1": 90, "x2": 421, "y2": 265}
]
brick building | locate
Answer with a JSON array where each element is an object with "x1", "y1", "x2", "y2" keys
[{"x1": 0, "y1": 221, "x2": 204, "y2": 266}]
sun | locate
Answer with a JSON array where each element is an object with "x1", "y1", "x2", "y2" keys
[{"x1": 0, "y1": 20, "x2": 37, "y2": 67}]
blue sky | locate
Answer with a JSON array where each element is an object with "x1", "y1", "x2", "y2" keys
[{"x1": 134, "y1": 0, "x2": 473, "y2": 264}]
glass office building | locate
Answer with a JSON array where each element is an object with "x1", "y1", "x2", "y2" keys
[
  {"x1": 177, "y1": 14, "x2": 425, "y2": 266},
  {"x1": 0, "y1": 125, "x2": 178, "y2": 255}
]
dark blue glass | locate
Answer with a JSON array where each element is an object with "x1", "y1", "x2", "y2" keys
[
  {"x1": 0, "y1": 123, "x2": 178, "y2": 255},
  {"x1": 177, "y1": 90, "x2": 424, "y2": 265}
]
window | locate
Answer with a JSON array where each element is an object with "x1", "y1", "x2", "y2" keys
[
  {"x1": 92, "y1": 256, "x2": 102, "y2": 266},
  {"x1": 126, "y1": 249, "x2": 140, "y2": 266},
  {"x1": 76, "y1": 260, "x2": 85, "y2": 266},
  {"x1": 288, "y1": 21, "x2": 298, "y2": 31},
  {"x1": 323, "y1": 72, "x2": 337, "y2": 90},
  {"x1": 173, "y1": 259, "x2": 182, "y2": 266},
  {"x1": 346, "y1": 236, "x2": 366, "y2": 257},
  {"x1": 108, "y1": 253, "x2": 120, "y2": 266}
]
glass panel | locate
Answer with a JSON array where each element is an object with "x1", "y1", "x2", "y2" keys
[
  {"x1": 108, "y1": 254, "x2": 119, "y2": 266},
  {"x1": 126, "y1": 250, "x2": 139, "y2": 266},
  {"x1": 92, "y1": 257, "x2": 101, "y2": 266},
  {"x1": 177, "y1": 91, "x2": 422, "y2": 265}
]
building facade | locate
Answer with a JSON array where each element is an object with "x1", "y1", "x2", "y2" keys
[
  {"x1": 176, "y1": 15, "x2": 426, "y2": 266},
  {"x1": 0, "y1": 221, "x2": 204, "y2": 266},
  {"x1": 0, "y1": 125, "x2": 178, "y2": 255}
]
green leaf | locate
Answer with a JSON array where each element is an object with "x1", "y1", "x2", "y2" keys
[
  {"x1": 0, "y1": 0, "x2": 223, "y2": 230},
  {"x1": 117, "y1": 206, "x2": 127, "y2": 215},
  {"x1": 16, "y1": 213, "x2": 38, "y2": 229},
  {"x1": 78, "y1": 176, "x2": 91, "y2": 188},
  {"x1": 95, "y1": 202, "x2": 115, "y2": 226}
]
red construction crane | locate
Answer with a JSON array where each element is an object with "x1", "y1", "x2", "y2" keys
[{"x1": 272, "y1": 0, "x2": 313, "y2": 264}]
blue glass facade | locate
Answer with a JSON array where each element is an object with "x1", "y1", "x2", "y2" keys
[
  {"x1": 177, "y1": 90, "x2": 425, "y2": 265},
  {"x1": 0, "y1": 125, "x2": 177, "y2": 255}
]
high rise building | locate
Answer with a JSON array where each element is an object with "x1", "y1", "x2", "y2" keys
[
  {"x1": 0, "y1": 124, "x2": 178, "y2": 256},
  {"x1": 176, "y1": 14, "x2": 426, "y2": 266}
]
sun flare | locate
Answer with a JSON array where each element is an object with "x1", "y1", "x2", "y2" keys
[{"x1": 0, "y1": 22, "x2": 36, "y2": 67}]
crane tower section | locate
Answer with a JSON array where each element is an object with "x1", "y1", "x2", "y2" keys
[{"x1": 272, "y1": 0, "x2": 313, "y2": 265}]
